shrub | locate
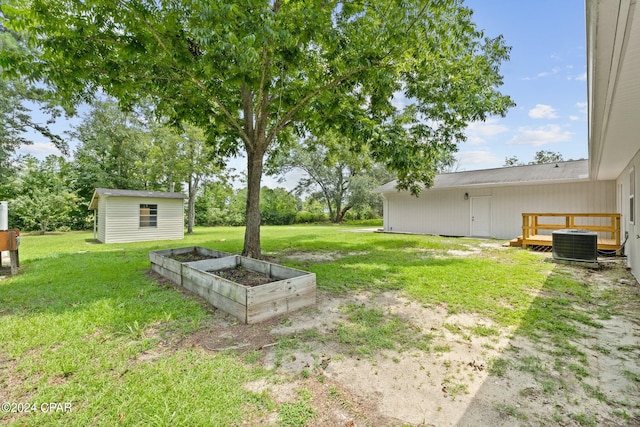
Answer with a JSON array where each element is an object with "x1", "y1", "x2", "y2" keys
[{"x1": 295, "y1": 211, "x2": 328, "y2": 224}]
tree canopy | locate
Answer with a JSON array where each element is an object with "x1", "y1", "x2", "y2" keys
[
  {"x1": 0, "y1": 26, "x2": 67, "y2": 182},
  {"x1": 504, "y1": 150, "x2": 565, "y2": 167},
  {"x1": 71, "y1": 100, "x2": 148, "y2": 200},
  {"x1": 1, "y1": 0, "x2": 514, "y2": 257}
]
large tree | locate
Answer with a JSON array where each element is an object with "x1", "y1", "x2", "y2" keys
[
  {"x1": 273, "y1": 134, "x2": 393, "y2": 223},
  {"x1": 71, "y1": 100, "x2": 148, "y2": 200},
  {"x1": 2, "y1": 0, "x2": 514, "y2": 257},
  {"x1": 171, "y1": 125, "x2": 224, "y2": 234}
]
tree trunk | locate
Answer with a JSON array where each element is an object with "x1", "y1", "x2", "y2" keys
[
  {"x1": 187, "y1": 177, "x2": 196, "y2": 234},
  {"x1": 333, "y1": 195, "x2": 343, "y2": 223},
  {"x1": 319, "y1": 188, "x2": 334, "y2": 222},
  {"x1": 334, "y1": 205, "x2": 352, "y2": 224},
  {"x1": 243, "y1": 144, "x2": 265, "y2": 258},
  {"x1": 332, "y1": 170, "x2": 346, "y2": 223}
]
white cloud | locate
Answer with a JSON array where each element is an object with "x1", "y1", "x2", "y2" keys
[
  {"x1": 263, "y1": 170, "x2": 301, "y2": 191},
  {"x1": 536, "y1": 67, "x2": 561, "y2": 78},
  {"x1": 390, "y1": 93, "x2": 410, "y2": 111},
  {"x1": 508, "y1": 125, "x2": 573, "y2": 147},
  {"x1": 463, "y1": 118, "x2": 509, "y2": 145},
  {"x1": 523, "y1": 65, "x2": 581, "y2": 81},
  {"x1": 576, "y1": 101, "x2": 587, "y2": 115},
  {"x1": 456, "y1": 150, "x2": 502, "y2": 167},
  {"x1": 528, "y1": 104, "x2": 558, "y2": 119},
  {"x1": 569, "y1": 115, "x2": 581, "y2": 121},
  {"x1": 570, "y1": 72, "x2": 587, "y2": 81},
  {"x1": 389, "y1": 87, "x2": 411, "y2": 111},
  {"x1": 18, "y1": 142, "x2": 62, "y2": 158}
]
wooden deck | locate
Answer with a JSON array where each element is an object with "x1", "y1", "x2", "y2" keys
[
  {"x1": 516, "y1": 213, "x2": 622, "y2": 252},
  {"x1": 510, "y1": 234, "x2": 619, "y2": 251}
]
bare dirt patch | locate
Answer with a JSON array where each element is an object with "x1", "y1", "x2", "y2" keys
[
  {"x1": 185, "y1": 314, "x2": 279, "y2": 353},
  {"x1": 177, "y1": 255, "x2": 640, "y2": 426}
]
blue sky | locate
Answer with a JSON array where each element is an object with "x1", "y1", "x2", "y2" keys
[
  {"x1": 19, "y1": 0, "x2": 588, "y2": 176},
  {"x1": 457, "y1": 0, "x2": 588, "y2": 170}
]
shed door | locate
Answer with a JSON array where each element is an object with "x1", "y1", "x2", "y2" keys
[{"x1": 471, "y1": 197, "x2": 491, "y2": 237}]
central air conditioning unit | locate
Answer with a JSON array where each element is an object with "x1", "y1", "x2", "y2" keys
[{"x1": 552, "y1": 229, "x2": 598, "y2": 264}]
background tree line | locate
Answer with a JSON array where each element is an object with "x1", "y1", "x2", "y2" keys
[{"x1": 1, "y1": 98, "x2": 390, "y2": 234}]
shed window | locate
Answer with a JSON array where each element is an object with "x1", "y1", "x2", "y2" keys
[{"x1": 140, "y1": 204, "x2": 158, "y2": 227}]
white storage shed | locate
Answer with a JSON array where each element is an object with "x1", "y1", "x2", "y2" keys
[
  {"x1": 89, "y1": 188, "x2": 187, "y2": 243},
  {"x1": 376, "y1": 160, "x2": 616, "y2": 240}
]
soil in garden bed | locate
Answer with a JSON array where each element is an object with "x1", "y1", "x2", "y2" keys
[
  {"x1": 169, "y1": 252, "x2": 213, "y2": 262},
  {"x1": 210, "y1": 266, "x2": 274, "y2": 287}
]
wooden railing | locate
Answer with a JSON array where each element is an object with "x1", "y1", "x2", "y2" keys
[{"x1": 521, "y1": 213, "x2": 621, "y2": 250}]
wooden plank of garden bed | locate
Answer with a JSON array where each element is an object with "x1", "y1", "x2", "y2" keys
[
  {"x1": 186, "y1": 256, "x2": 238, "y2": 272},
  {"x1": 182, "y1": 265, "x2": 248, "y2": 304},
  {"x1": 246, "y1": 274, "x2": 315, "y2": 304},
  {"x1": 181, "y1": 265, "x2": 247, "y2": 323},
  {"x1": 270, "y1": 263, "x2": 310, "y2": 280},
  {"x1": 239, "y1": 257, "x2": 271, "y2": 276},
  {"x1": 150, "y1": 250, "x2": 190, "y2": 285},
  {"x1": 247, "y1": 286, "x2": 316, "y2": 324},
  {"x1": 246, "y1": 274, "x2": 316, "y2": 322},
  {"x1": 152, "y1": 247, "x2": 197, "y2": 258},
  {"x1": 195, "y1": 247, "x2": 232, "y2": 259},
  {"x1": 151, "y1": 263, "x2": 182, "y2": 286}
]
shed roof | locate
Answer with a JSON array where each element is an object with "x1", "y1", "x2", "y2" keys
[
  {"x1": 375, "y1": 159, "x2": 590, "y2": 193},
  {"x1": 89, "y1": 188, "x2": 187, "y2": 210}
]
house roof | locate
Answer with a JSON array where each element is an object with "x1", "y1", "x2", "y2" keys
[
  {"x1": 587, "y1": 0, "x2": 640, "y2": 180},
  {"x1": 89, "y1": 188, "x2": 187, "y2": 210},
  {"x1": 375, "y1": 159, "x2": 590, "y2": 193}
]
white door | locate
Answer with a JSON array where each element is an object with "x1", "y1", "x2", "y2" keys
[{"x1": 471, "y1": 197, "x2": 491, "y2": 237}]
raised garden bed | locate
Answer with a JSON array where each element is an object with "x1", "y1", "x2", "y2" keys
[
  {"x1": 149, "y1": 248, "x2": 316, "y2": 324},
  {"x1": 149, "y1": 246, "x2": 231, "y2": 286}
]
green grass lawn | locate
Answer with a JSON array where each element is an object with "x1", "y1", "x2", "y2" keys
[{"x1": 0, "y1": 225, "x2": 562, "y2": 425}]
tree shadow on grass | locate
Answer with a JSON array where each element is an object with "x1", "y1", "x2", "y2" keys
[
  {"x1": 452, "y1": 260, "x2": 640, "y2": 426},
  {"x1": 0, "y1": 249, "x2": 209, "y2": 340}
]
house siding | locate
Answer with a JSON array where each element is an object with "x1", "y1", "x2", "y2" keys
[
  {"x1": 101, "y1": 196, "x2": 184, "y2": 243},
  {"x1": 382, "y1": 180, "x2": 616, "y2": 240},
  {"x1": 616, "y1": 149, "x2": 640, "y2": 280}
]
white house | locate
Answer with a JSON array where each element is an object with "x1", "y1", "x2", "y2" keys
[
  {"x1": 375, "y1": 160, "x2": 616, "y2": 240},
  {"x1": 587, "y1": 0, "x2": 640, "y2": 278},
  {"x1": 377, "y1": 0, "x2": 640, "y2": 279},
  {"x1": 89, "y1": 188, "x2": 187, "y2": 244}
]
